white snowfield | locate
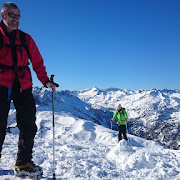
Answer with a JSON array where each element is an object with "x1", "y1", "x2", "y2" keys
[
  {"x1": 0, "y1": 111, "x2": 180, "y2": 180},
  {"x1": 75, "y1": 87, "x2": 180, "y2": 150}
]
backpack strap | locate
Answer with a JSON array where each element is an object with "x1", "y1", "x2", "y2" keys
[
  {"x1": 0, "y1": 30, "x2": 30, "y2": 71},
  {"x1": 0, "y1": 30, "x2": 30, "y2": 58},
  {"x1": 0, "y1": 30, "x2": 13, "y2": 48},
  {"x1": 0, "y1": 30, "x2": 4, "y2": 47},
  {"x1": 19, "y1": 30, "x2": 30, "y2": 58},
  {"x1": 0, "y1": 62, "x2": 30, "y2": 71},
  {"x1": 117, "y1": 108, "x2": 126, "y2": 116}
]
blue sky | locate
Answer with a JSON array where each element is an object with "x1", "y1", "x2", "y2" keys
[{"x1": 1, "y1": 0, "x2": 180, "y2": 91}]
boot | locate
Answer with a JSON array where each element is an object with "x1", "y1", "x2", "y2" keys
[{"x1": 14, "y1": 161, "x2": 43, "y2": 178}]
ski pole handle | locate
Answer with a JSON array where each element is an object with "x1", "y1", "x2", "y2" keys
[
  {"x1": 50, "y1": 74, "x2": 55, "y2": 82},
  {"x1": 50, "y1": 74, "x2": 59, "y2": 87}
]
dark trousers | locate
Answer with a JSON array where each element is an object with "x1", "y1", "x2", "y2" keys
[
  {"x1": 118, "y1": 125, "x2": 128, "y2": 141},
  {"x1": 0, "y1": 84, "x2": 37, "y2": 165}
]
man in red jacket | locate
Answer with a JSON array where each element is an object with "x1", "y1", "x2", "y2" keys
[{"x1": 0, "y1": 2, "x2": 58, "y2": 177}]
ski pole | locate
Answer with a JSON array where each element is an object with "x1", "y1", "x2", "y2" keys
[
  {"x1": 50, "y1": 74, "x2": 59, "y2": 180},
  {"x1": 111, "y1": 122, "x2": 113, "y2": 144},
  {"x1": 126, "y1": 123, "x2": 128, "y2": 133},
  {"x1": 126, "y1": 121, "x2": 130, "y2": 145}
]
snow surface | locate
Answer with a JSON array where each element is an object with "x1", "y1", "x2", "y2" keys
[
  {"x1": 0, "y1": 87, "x2": 180, "y2": 179},
  {"x1": 74, "y1": 88, "x2": 180, "y2": 150},
  {"x1": 0, "y1": 112, "x2": 180, "y2": 179}
]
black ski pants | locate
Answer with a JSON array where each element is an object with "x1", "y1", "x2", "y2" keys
[
  {"x1": 0, "y1": 85, "x2": 37, "y2": 165},
  {"x1": 118, "y1": 125, "x2": 128, "y2": 141}
]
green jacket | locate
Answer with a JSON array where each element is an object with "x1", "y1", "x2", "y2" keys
[{"x1": 112, "y1": 108, "x2": 128, "y2": 125}]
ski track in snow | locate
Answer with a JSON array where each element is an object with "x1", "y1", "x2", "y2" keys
[{"x1": 0, "y1": 111, "x2": 180, "y2": 180}]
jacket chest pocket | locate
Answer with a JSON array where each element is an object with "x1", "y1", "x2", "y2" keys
[{"x1": 17, "y1": 47, "x2": 29, "y2": 64}]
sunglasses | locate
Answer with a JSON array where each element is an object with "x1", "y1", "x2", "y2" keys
[{"x1": 5, "y1": 12, "x2": 21, "y2": 19}]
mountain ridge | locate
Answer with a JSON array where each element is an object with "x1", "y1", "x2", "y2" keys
[{"x1": 28, "y1": 86, "x2": 180, "y2": 150}]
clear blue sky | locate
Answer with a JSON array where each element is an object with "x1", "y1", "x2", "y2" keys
[{"x1": 1, "y1": 0, "x2": 180, "y2": 91}]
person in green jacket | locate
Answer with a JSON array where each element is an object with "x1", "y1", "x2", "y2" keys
[{"x1": 110, "y1": 104, "x2": 128, "y2": 142}]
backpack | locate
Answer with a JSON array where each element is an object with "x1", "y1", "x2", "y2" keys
[
  {"x1": 117, "y1": 108, "x2": 126, "y2": 116},
  {"x1": 0, "y1": 30, "x2": 29, "y2": 56},
  {"x1": 0, "y1": 30, "x2": 30, "y2": 71}
]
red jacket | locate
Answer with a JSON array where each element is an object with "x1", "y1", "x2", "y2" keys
[{"x1": 0, "y1": 21, "x2": 49, "y2": 90}]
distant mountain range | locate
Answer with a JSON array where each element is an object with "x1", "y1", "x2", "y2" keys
[{"x1": 30, "y1": 87, "x2": 179, "y2": 150}]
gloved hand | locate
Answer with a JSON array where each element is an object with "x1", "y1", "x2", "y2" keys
[
  {"x1": 125, "y1": 119, "x2": 127, "y2": 122},
  {"x1": 110, "y1": 120, "x2": 113, "y2": 124}
]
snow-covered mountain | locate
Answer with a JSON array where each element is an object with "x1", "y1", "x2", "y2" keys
[
  {"x1": 74, "y1": 87, "x2": 180, "y2": 150},
  {"x1": 32, "y1": 87, "x2": 180, "y2": 150},
  {"x1": 1, "y1": 87, "x2": 179, "y2": 179}
]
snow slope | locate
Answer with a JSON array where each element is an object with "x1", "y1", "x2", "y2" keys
[
  {"x1": 0, "y1": 110, "x2": 180, "y2": 179},
  {"x1": 74, "y1": 88, "x2": 180, "y2": 150},
  {"x1": 0, "y1": 87, "x2": 180, "y2": 179},
  {"x1": 32, "y1": 87, "x2": 180, "y2": 150}
]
